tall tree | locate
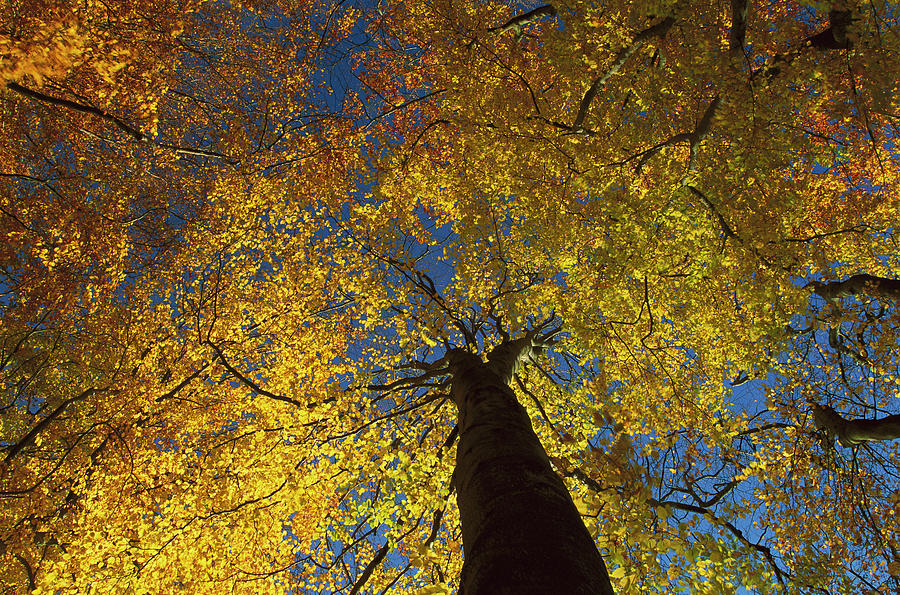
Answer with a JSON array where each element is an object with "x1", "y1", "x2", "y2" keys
[{"x1": 2, "y1": 0, "x2": 900, "y2": 593}]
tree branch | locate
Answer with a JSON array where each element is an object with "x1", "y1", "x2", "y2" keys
[
  {"x1": 685, "y1": 185, "x2": 737, "y2": 245},
  {"x1": 3, "y1": 387, "x2": 102, "y2": 465},
  {"x1": 687, "y1": 95, "x2": 721, "y2": 172},
  {"x1": 567, "y1": 467, "x2": 791, "y2": 588},
  {"x1": 729, "y1": 0, "x2": 749, "y2": 55},
  {"x1": 6, "y1": 82, "x2": 233, "y2": 163},
  {"x1": 363, "y1": 88, "x2": 446, "y2": 130},
  {"x1": 812, "y1": 403, "x2": 900, "y2": 447},
  {"x1": 807, "y1": 8, "x2": 854, "y2": 49},
  {"x1": 14, "y1": 553, "x2": 36, "y2": 591},
  {"x1": 810, "y1": 274, "x2": 900, "y2": 303},
  {"x1": 206, "y1": 341, "x2": 329, "y2": 409},
  {"x1": 155, "y1": 364, "x2": 210, "y2": 402},
  {"x1": 488, "y1": 4, "x2": 557, "y2": 34},
  {"x1": 349, "y1": 543, "x2": 389, "y2": 595},
  {"x1": 572, "y1": 17, "x2": 675, "y2": 131}
]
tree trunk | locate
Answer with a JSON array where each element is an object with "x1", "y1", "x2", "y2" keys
[{"x1": 448, "y1": 348, "x2": 614, "y2": 595}]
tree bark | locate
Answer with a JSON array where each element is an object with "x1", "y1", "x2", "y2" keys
[
  {"x1": 729, "y1": 0, "x2": 749, "y2": 55},
  {"x1": 487, "y1": 4, "x2": 557, "y2": 34},
  {"x1": 448, "y1": 348, "x2": 614, "y2": 595},
  {"x1": 812, "y1": 403, "x2": 900, "y2": 447},
  {"x1": 810, "y1": 274, "x2": 900, "y2": 303}
]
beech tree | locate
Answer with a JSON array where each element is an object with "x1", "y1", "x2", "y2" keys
[{"x1": 2, "y1": 0, "x2": 900, "y2": 593}]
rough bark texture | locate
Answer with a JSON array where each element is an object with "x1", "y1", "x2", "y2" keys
[
  {"x1": 812, "y1": 404, "x2": 900, "y2": 447},
  {"x1": 448, "y1": 348, "x2": 614, "y2": 595}
]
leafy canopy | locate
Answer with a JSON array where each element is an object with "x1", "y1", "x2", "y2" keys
[{"x1": 2, "y1": 0, "x2": 900, "y2": 593}]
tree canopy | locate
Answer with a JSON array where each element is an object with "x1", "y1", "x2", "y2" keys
[{"x1": 2, "y1": 0, "x2": 900, "y2": 593}]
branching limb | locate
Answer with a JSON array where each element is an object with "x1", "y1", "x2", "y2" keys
[
  {"x1": 363, "y1": 357, "x2": 450, "y2": 394},
  {"x1": 649, "y1": 497, "x2": 791, "y2": 588},
  {"x1": 514, "y1": 373, "x2": 555, "y2": 428},
  {"x1": 349, "y1": 542, "x2": 390, "y2": 595},
  {"x1": 807, "y1": 7, "x2": 854, "y2": 49},
  {"x1": 685, "y1": 185, "x2": 737, "y2": 247},
  {"x1": 489, "y1": 312, "x2": 511, "y2": 342},
  {"x1": 15, "y1": 553, "x2": 36, "y2": 591},
  {"x1": 382, "y1": 255, "x2": 474, "y2": 346},
  {"x1": 567, "y1": 467, "x2": 792, "y2": 589},
  {"x1": 827, "y1": 326, "x2": 869, "y2": 364},
  {"x1": 363, "y1": 88, "x2": 447, "y2": 130},
  {"x1": 679, "y1": 478, "x2": 740, "y2": 509},
  {"x1": 629, "y1": 94, "x2": 720, "y2": 174},
  {"x1": 155, "y1": 364, "x2": 210, "y2": 402},
  {"x1": 206, "y1": 341, "x2": 331, "y2": 410},
  {"x1": 686, "y1": 95, "x2": 721, "y2": 173},
  {"x1": 629, "y1": 132, "x2": 693, "y2": 173},
  {"x1": 757, "y1": 7, "x2": 856, "y2": 79},
  {"x1": 484, "y1": 316, "x2": 561, "y2": 381},
  {"x1": 328, "y1": 393, "x2": 448, "y2": 441}
]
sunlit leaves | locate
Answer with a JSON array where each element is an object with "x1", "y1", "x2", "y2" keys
[{"x1": 3, "y1": 0, "x2": 900, "y2": 593}]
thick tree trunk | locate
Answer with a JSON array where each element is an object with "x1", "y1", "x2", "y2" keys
[
  {"x1": 812, "y1": 404, "x2": 900, "y2": 447},
  {"x1": 448, "y1": 348, "x2": 614, "y2": 595}
]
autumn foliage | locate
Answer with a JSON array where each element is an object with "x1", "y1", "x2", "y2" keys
[{"x1": 2, "y1": 0, "x2": 900, "y2": 593}]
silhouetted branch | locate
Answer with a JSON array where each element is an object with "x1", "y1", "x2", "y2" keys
[
  {"x1": 4, "y1": 387, "x2": 102, "y2": 465},
  {"x1": 6, "y1": 82, "x2": 234, "y2": 163}
]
